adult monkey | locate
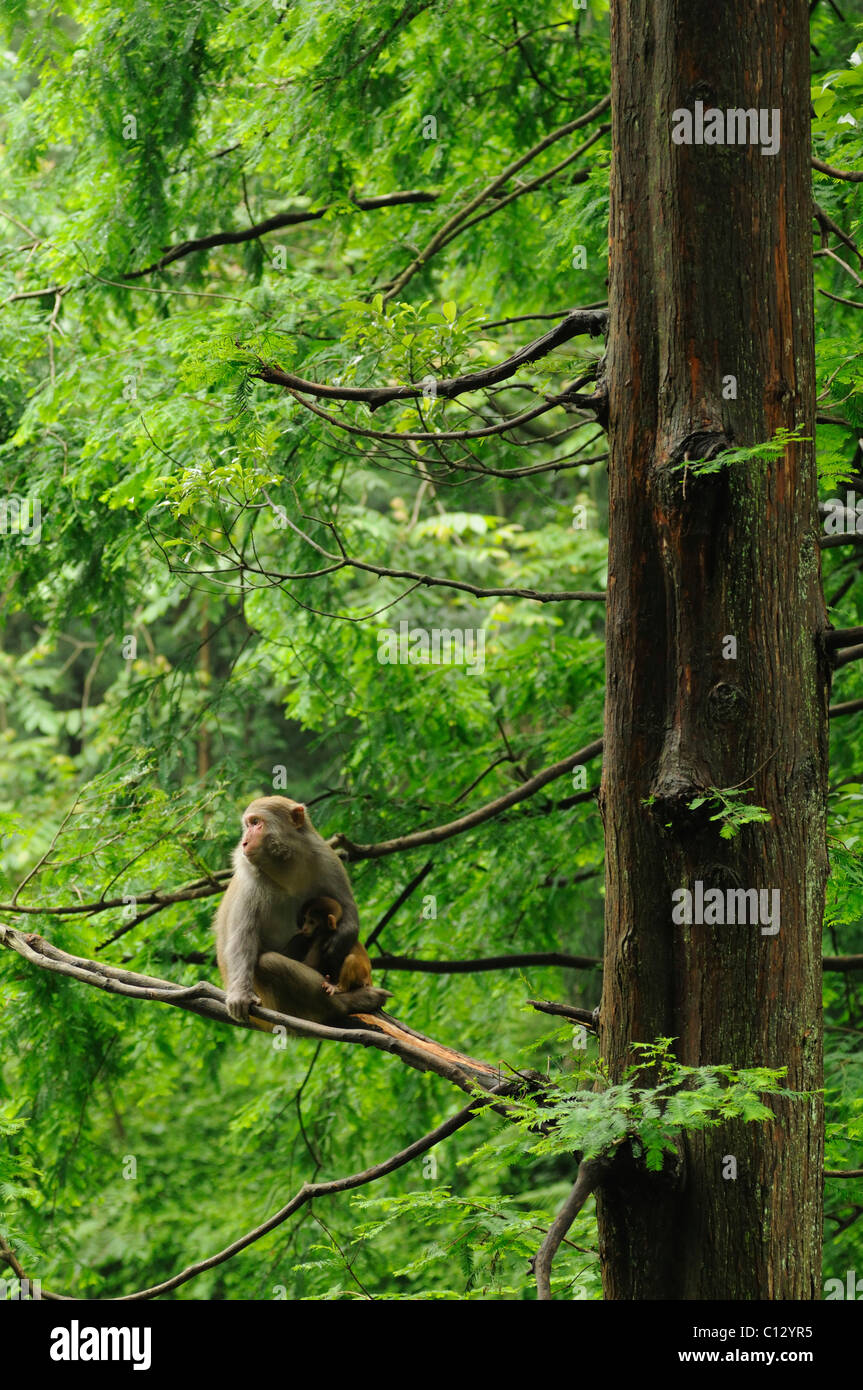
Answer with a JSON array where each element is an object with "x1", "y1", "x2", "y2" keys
[{"x1": 215, "y1": 796, "x2": 389, "y2": 1027}]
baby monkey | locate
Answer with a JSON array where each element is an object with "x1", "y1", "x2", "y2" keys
[{"x1": 290, "y1": 895, "x2": 381, "y2": 997}]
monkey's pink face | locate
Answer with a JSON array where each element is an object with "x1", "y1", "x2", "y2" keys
[
  {"x1": 240, "y1": 799, "x2": 305, "y2": 866},
  {"x1": 241, "y1": 812, "x2": 268, "y2": 860}
]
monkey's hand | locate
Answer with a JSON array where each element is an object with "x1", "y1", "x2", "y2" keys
[
  {"x1": 226, "y1": 988, "x2": 261, "y2": 1023},
  {"x1": 321, "y1": 979, "x2": 337, "y2": 995}
]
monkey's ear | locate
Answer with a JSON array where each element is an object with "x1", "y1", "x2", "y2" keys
[
  {"x1": 290, "y1": 805, "x2": 306, "y2": 828},
  {"x1": 326, "y1": 913, "x2": 338, "y2": 932}
]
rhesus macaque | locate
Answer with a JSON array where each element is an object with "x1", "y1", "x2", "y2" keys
[
  {"x1": 215, "y1": 796, "x2": 390, "y2": 1027},
  {"x1": 292, "y1": 896, "x2": 377, "y2": 995}
]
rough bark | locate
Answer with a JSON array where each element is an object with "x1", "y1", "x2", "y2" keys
[{"x1": 597, "y1": 0, "x2": 828, "y2": 1299}]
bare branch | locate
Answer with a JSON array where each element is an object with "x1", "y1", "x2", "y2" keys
[
  {"x1": 168, "y1": 536, "x2": 606, "y2": 604},
  {"x1": 814, "y1": 245, "x2": 863, "y2": 287},
  {"x1": 528, "y1": 999, "x2": 599, "y2": 1027},
  {"x1": 2, "y1": 282, "x2": 68, "y2": 306},
  {"x1": 333, "y1": 738, "x2": 604, "y2": 859},
  {"x1": 117, "y1": 1081, "x2": 514, "y2": 1300},
  {"x1": 253, "y1": 308, "x2": 607, "y2": 408},
  {"x1": 0, "y1": 868, "x2": 231, "y2": 919},
  {"x1": 0, "y1": 925, "x2": 503, "y2": 1091},
  {"x1": 820, "y1": 532, "x2": 863, "y2": 548},
  {"x1": 376, "y1": 952, "x2": 602, "y2": 973},
  {"x1": 246, "y1": 548, "x2": 606, "y2": 603},
  {"x1": 123, "y1": 190, "x2": 440, "y2": 279},
  {"x1": 834, "y1": 643, "x2": 863, "y2": 669},
  {"x1": 819, "y1": 288, "x2": 863, "y2": 310},
  {"x1": 825, "y1": 625, "x2": 863, "y2": 650},
  {"x1": 285, "y1": 383, "x2": 605, "y2": 443},
  {"x1": 11, "y1": 802, "x2": 78, "y2": 906},
  {"x1": 533, "y1": 1158, "x2": 606, "y2": 1300},
  {"x1": 481, "y1": 305, "x2": 605, "y2": 330},
  {"x1": 830, "y1": 698, "x2": 863, "y2": 718},
  {"x1": 813, "y1": 156, "x2": 863, "y2": 182},
  {"x1": 366, "y1": 860, "x2": 434, "y2": 948},
  {"x1": 433, "y1": 124, "x2": 609, "y2": 253}
]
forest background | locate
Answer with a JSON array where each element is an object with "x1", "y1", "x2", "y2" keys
[{"x1": 0, "y1": 0, "x2": 862, "y2": 1302}]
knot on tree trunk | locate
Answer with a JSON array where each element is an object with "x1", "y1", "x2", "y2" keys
[
  {"x1": 652, "y1": 428, "x2": 734, "y2": 514},
  {"x1": 649, "y1": 729, "x2": 713, "y2": 831},
  {"x1": 705, "y1": 680, "x2": 749, "y2": 726},
  {"x1": 648, "y1": 766, "x2": 709, "y2": 828},
  {"x1": 667, "y1": 429, "x2": 732, "y2": 468}
]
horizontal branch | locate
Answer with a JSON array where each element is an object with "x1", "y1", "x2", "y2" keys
[
  {"x1": 2, "y1": 748, "x2": 604, "y2": 924},
  {"x1": 823, "y1": 954, "x2": 863, "y2": 971},
  {"x1": 333, "y1": 737, "x2": 604, "y2": 859},
  {"x1": 3, "y1": 281, "x2": 67, "y2": 305},
  {"x1": 250, "y1": 553, "x2": 606, "y2": 603},
  {"x1": 288, "y1": 383, "x2": 605, "y2": 443},
  {"x1": 0, "y1": 869, "x2": 231, "y2": 921},
  {"x1": 830, "y1": 698, "x2": 863, "y2": 719},
  {"x1": 152, "y1": 949, "x2": 863, "y2": 976},
  {"x1": 528, "y1": 998, "x2": 599, "y2": 1028},
  {"x1": 817, "y1": 533, "x2": 861, "y2": 550},
  {"x1": 376, "y1": 951, "x2": 602, "y2": 972},
  {"x1": 375, "y1": 448, "x2": 610, "y2": 481},
  {"x1": 481, "y1": 306, "x2": 605, "y2": 330},
  {"x1": 253, "y1": 308, "x2": 607, "y2": 409},
  {"x1": 812, "y1": 156, "x2": 863, "y2": 183},
  {"x1": 819, "y1": 533, "x2": 863, "y2": 549},
  {"x1": 379, "y1": 952, "x2": 863, "y2": 975},
  {"x1": 825, "y1": 625, "x2": 863, "y2": 650},
  {"x1": 833, "y1": 643, "x2": 863, "y2": 669},
  {"x1": 124, "y1": 189, "x2": 439, "y2": 278},
  {"x1": 0, "y1": 926, "x2": 501, "y2": 1092}
]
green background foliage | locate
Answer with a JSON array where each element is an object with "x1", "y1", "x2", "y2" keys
[{"x1": 0, "y1": 0, "x2": 861, "y2": 1300}]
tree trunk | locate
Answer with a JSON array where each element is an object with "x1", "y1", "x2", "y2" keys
[{"x1": 598, "y1": 0, "x2": 829, "y2": 1299}]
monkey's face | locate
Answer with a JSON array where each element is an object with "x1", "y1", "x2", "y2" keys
[
  {"x1": 241, "y1": 798, "x2": 307, "y2": 866},
  {"x1": 301, "y1": 896, "x2": 342, "y2": 932},
  {"x1": 240, "y1": 811, "x2": 269, "y2": 862}
]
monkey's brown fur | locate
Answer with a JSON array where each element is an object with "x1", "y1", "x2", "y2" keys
[{"x1": 292, "y1": 895, "x2": 375, "y2": 994}]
